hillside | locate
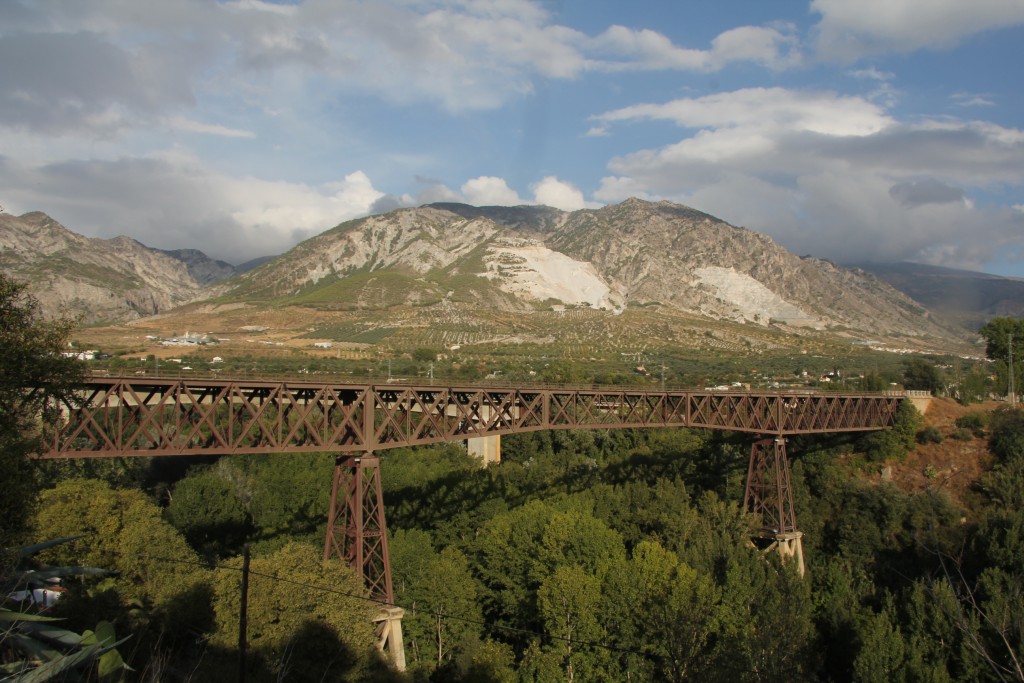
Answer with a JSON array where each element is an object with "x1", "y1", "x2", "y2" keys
[
  {"x1": 1, "y1": 201, "x2": 980, "y2": 356},
  {"x1": 858, "y1": 261, "x2": 1024, "y2": 330},
  {"x1": 0, "y1": 212, "x2": 237, "y2": 323},
  {"x1": 202, "y1": 199, "x2": 969, "y2": 354}
]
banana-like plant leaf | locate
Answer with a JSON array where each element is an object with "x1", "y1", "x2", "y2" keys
[
  {"x1": 0, "y1": 660, "x2": 32, "y2": 676},
  {"x1": 15, "y1": 537, "x2": 83, "y2": 558},
  {"x1": 27, "y1": 566, "x2": 112, "y2": 582},
  {"x1": 14, "y1": 620, "x2": 83, "y2": 647},
  {"x1": 6, "y1": 631, "x2": 63, "y2": 662},
  {"x1": 12, "y1": 641, "x2": 105, "y2": 683},
  {"x1": 0, "y1": 608, "x2": 61, "y2": 623},
  {"x1": 5, "y1": 636, "x2": 131, "y2": 683}
]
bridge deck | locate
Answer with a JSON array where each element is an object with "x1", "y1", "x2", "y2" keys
[{"x1": 40, "y1": 377, "x2": 905, "y2": 458}]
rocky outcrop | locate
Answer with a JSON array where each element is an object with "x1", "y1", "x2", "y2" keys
[
  {"x1": 222, "y1": 199, "x2": 965, "y2": 344},
  {"x1": 0, "y1": 212, "x2": 215, "y2": 323},
  {"x1": 156, "y1": 249, "x2": 239, "y2": 286},
  {"x1": 0, "y1": 200, "x2": 973, "y2": 348}
]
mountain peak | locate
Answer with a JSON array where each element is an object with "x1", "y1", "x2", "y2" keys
[{"x1": 0, "y1": 210, "x2": 232, "y2": 322}]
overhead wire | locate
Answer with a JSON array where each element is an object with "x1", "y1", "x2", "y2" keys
[{"x1": 72, "y1": 543, "x2": 664, "y2": 662}]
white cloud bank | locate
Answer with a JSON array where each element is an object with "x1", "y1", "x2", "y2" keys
[
  {"x1": 0, "y1": 155, "x2": 384, "y2": 264},
  {"x1": 812, "y1": 0, "x2": 1024, "y2": 61},
  {"x1": 594, "y1": 87, "x2": 1024, "y2": 271}
]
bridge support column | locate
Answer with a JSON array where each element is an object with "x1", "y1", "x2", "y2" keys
[
  {"x1": 743, "y1": 438, "x2": 805, "y2": 577},
  {"x1": 324, "y1": 455, "x2": 406, "y2": 671},
  {"x1": 466, "y1": 434, "x2": 501, "y2": 465}
]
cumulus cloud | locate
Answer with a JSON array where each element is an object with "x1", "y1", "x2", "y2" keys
[
  {"x1": 0, "y1": 155, "x2": 383, "y2": 264},
  {"x1": 594, "y1": 87, "x2": 1024, "y2": 270},
  {"x1": 0, "y1": 0, "x2": 811, "y2": 137},
  {"x1": 531, "y1": 176, "x2": 599, "y2": 211},
  {"x1": 812, "y1": 0, "x2": 1024, "y2": 61},
  {"x1": 371, "y1": 174, "x2": 600, "y2": 212},
  {"x1": 461, "y1": 177, "x2": 524, "y2": 205}
]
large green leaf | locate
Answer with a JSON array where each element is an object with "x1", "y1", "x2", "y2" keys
[
  {"x1": 15, "y1": 536, "x2": 83, "y2": 558},
  {"x1": 14, "y1": 621, "x2": 83, "y2": 648},
  {"x1": 12, "y1": 641, "x2": 105, "y2": 683},
  {"x1": 26, "y1": 565, "x2": 111, "y2": 583},
  {"x1": 0, "y1": 608, "x2": 60, "y2": 623},
  {"x1": 6, "y1": 631, "x2": 63, "y2": 662}
]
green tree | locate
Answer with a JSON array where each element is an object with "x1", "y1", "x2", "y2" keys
[
  {"x1": 902, "y1": 357, "x2": 944, "y2": 394},
  {"x1": 988, "y1": 407, "x2": 1024, "y2": 461},
  {"x1": 862, "y1": 370, "x2": 888, "y2": 392},
  {"x1": 455, "y1": 639, "x2": 517, "y2": 683},
  {"x1": 0, "y1": 274, "x2": 83, "y2": 545},
  {"x1": 537, "y1": 565, "x2": 602, "y2": 683},
  {"x1": 211, "y1": 542, "x2": 380, "y2": 681},
  {"x1": 601, "y1": 540, "x2": 721, "y2": 681},
  {"x1": 979, "y1": 317, "x2": 1024, "y2": 396},
  {"x1": 390, "y1": 534, "x2": 484, "y2": 673},
  {"x1": 714, "y1": 550, "x2": 817, "y2": 683},
  {"x1": 412, "y1": 347, "x2": 438, "y2": 363},
  {"x1": 861, "y1": 400, "x2": 922, "y2": 462},
  {"x1": 245, "y1": 453, "x2": 335, "y2": 545},
  {"x1": 852, "y1": 602, "x2": 906, "y2": 682},
  {"x1": 33, "y1": 480, "x2": 211, "y2": 613},
  {"x1": 166, "y1": 465, "x2": 251, "y2": 555},
  {"x1": 32, "y1": 478, "x2": 216, "y2": 672}
]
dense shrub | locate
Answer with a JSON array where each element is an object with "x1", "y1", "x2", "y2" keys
[
  {"x1": 988, "y1": 407, "x2": 1024, "y2": 461},
  {"x1": 954, "y1": 411, "x2": 989, "y2": 437},
  {"x1": 916, "y1": 425, "x2": 943, "y2": 444}
]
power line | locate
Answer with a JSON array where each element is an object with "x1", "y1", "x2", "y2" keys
[{"x1": 75, "y1": 544, "x2": 664, "y2": 662}]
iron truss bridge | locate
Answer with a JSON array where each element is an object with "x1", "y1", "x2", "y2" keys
[{"x1": 40, "y1": 376, "x2": 904, "y2": 459}]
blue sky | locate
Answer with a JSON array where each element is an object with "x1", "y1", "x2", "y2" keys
[{"x1": 1, "y1": 0, "x2": 1023, "y2": 276}]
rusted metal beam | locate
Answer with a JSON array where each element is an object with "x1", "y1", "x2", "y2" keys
[{"x1": 39, "y1": 377, "x2": 905, "y2": 458}]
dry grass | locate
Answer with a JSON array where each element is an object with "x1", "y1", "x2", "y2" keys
[{"x1": 889, "y1": 397, "x2": 1002, "y2": 510}]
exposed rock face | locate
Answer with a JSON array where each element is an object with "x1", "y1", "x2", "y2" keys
[
  {"x1": 156, "y1": 249, "x2": 238, "y2": 286},
  {"x1": 0, "y1": 200, "x2": 972, "y2": 348},
  {"x1": 0, "y1": 212, "x2": 215, "y2": 323},
  {"x1": 225, "y1": 198, "x2": 963, "y2": 343},
  {"x1": 482, "y1": 236, "x2": 621, "y2": 310}
]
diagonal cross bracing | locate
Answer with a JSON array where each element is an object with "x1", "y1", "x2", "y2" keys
[{"x1": 38, "y1": 377, "x2": 906, "y2": 458}]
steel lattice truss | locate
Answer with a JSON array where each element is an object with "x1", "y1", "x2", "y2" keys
[
  {"x1": 40, "y1": 377, "x2": 905, "y2": 458},
  {"x1": 324, "y1": 455, "x2": 393, "y2": 603},
  {"x1": 744, "y1": 438, "x2": 798, "y2": 536}
]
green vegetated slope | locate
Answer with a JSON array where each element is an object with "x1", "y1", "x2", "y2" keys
[{"x1": 26, "y1": 402, "x2": 1024, "y2": 682}]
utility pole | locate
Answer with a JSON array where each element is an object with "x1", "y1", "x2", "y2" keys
[
  {"x1": 428, "y1": 361, "x2": 434, "y2": 385},
  {"x1": 1010, "y1": 332, "x2": 1016, "y2": 406},
  {"x1": 238, "y1": 544, "x2": 250, "y2": 683}
]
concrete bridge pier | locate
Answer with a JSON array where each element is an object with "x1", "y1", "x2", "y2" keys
[
  {"x1": 467, "y1": 435, "x2": 501, "y2": 465},
  {"x1": 744, "y1": 437, "x2": 805, "y2": 577},
  {"x1": 323, "y1": 455, "x2": 406, "y2": 671}
]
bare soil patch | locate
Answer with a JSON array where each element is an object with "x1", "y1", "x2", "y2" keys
[{"x1": 889, "y1": 398, "x2": 1001, "y2": 511}]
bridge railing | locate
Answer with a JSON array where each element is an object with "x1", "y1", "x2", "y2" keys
[{"x1": 38, "y1": 377, "x2": 906, "y2": 459}]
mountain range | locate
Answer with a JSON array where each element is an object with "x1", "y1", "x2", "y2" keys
[{"x1": 2, "y1": 199, "x2": 1014, "y2": 354}]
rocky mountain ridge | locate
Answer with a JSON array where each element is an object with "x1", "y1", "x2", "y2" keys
[
  {"x1": 222, "y1": 199, "x2": 962, "y2": 346},
  {"x1": 0, "y1": 201, "x2": 985, "y2": 352},
  {"x1": 0, "y1": 211, "x2": 230, "y2": 323},
  {"x1": 858, "y1": 261, "x2": 1024, "y2": 330}
]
